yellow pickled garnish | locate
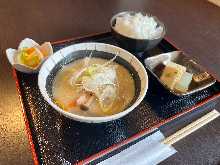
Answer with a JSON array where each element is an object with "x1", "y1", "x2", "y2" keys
[
  {"x1": 19, "y1": 47, "x2": 41, "y2": 68},
  {"x1": 54, "y1": 99, "x2": 67, "y2": 111}
]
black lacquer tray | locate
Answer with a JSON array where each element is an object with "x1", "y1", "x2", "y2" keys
[{"x1": 13, "y1": 32, "x2": 220, "y2": 165}]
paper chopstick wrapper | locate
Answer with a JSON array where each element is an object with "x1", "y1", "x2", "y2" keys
[{"x1": 98, "y1": 131, "x2": 176, "y2": 165}]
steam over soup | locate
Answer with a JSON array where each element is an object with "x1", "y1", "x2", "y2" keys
[{"x1": 52, "y1": 57, "x2": 135, "y2": 117}]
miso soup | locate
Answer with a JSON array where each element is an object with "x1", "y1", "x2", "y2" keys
[{"x1": 52, "y1": 57, "x2": 135, "y2": 117}]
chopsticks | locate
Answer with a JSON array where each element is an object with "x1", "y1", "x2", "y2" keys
[{"x1": 162, "y1": 109, "x2": 220, "y2": 145}]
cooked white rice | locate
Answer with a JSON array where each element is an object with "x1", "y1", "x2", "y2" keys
[{"x1": 114, "y1": 12, "x2": 163, "y2": 40}]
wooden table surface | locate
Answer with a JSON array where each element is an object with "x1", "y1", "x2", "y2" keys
[{"x1": 1, "y1": 0, "x2": 220, "y2": 164}]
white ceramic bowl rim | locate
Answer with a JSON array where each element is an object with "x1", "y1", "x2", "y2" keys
[{"x1": 38, "y1": 42, "x2": 148, "y2": 123}]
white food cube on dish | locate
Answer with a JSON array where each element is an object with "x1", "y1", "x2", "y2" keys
[
  {"x1": 160, "y1": 66, "x2": 179, "y2": 90},
  {"x1": 160, "y1": 61, "x2": 186, "y2": 90},
  {"x1": 175, "y1": 72, "x2": 193, "y2": 92},
  {"x1": 166, "y1": 61, "x2": 186, "y2": 72}
]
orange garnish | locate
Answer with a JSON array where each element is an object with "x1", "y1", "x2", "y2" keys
[
  {"x1": 67, "y1": 100, "x2": 76, "y2": 108},
  {"x1": 19, "y1": 47, "x2": 42, "y2": 68},
  {"x1": 26, "y1": 47, "x2": 36, "y2": 54}
]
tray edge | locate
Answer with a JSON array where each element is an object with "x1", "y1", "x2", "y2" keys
[{"x1": 12, "y1": 69, "x2": 40, "y2": 165}]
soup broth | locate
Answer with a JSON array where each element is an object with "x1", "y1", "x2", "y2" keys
[{"x1": 52, "y1": 57, "x2": 135, "y2": 117}]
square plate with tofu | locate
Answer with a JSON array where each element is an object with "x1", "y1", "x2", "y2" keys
[{"x1": 144, "y1": 51, "x2": 216, "y2": 96}]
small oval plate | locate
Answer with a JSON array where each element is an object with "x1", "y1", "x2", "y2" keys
[{"x1": 144, "y1": 51, "x2": 216, "y2": 96}]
